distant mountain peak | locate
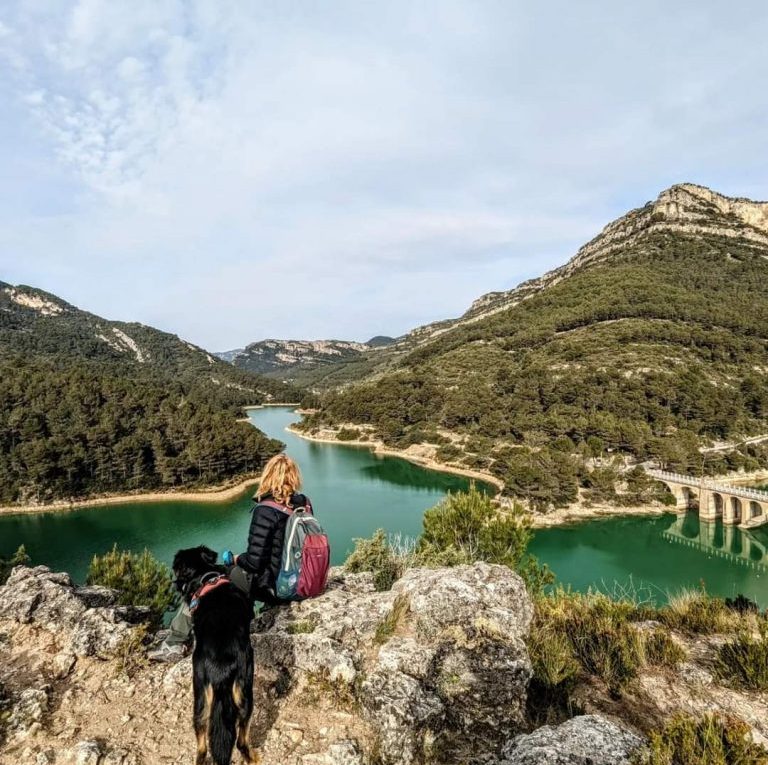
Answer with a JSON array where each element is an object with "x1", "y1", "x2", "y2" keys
[
  {"x1": 655, "y1": 183, "x2": 768, "y2": 233},
  {"x1": 456, "y1": 183, "x2": 768, "y2": 328}
]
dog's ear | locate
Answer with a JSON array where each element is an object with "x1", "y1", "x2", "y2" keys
[{"x1": 199, "y1": 546, "x2": 218, "y2": 567}]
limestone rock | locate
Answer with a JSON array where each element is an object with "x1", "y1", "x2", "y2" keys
[
  {"x1": 1, "y1": 566, "x2": 85, "y2": 628},
  {"x1": 161, "y1": 656, "x2": 193, "y2": 698},
  {"x1": 300, "y1": 740, "x2": 364, "y2": 765},
  {"x1": 253, "y1": 562, "x2": 533, "y2": 765},
  {"x1": 73, "y1": 585, "x2": 118, "y2": 609},
  {"x1": 70, "y1": 740, "x2": 102, "y2": 765},
  {"x1": 52, "y1": 652, "x2": 77, "y2": 679},
  {"x1": 360, "y1": 670, "x2": 444, "y2": 764},
  {"x1": 500, "y1": 715, "x2": 643, "y2": 765},
  {"x1": 0, "y1": 565, "x2": 145, "y2": 657},
  {"x1": 1, "y1": 562, "x2": 533, "y2": 765},
  {"x1": 6, "y1": 687, "x2": 50, "y2": 742},
  {"x1": 392, "y1": 563, "x2": 533, "y2": 640}
]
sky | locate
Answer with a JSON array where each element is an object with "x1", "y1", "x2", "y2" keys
[{"x1": 1, "y1": 1, "x2": 768, "y2": 351}]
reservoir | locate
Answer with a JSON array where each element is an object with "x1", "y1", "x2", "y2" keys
[{"x1": 1, "y1": 406, "x2": 767, "y2": 607}]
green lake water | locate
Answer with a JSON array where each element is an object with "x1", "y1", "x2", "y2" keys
[{"x1": 1, "y1": 406, "x2": 767, "y2": 607}]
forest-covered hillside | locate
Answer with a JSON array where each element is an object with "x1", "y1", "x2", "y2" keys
[
  {"x1": 303, "y1": 185, "x2": 768, "y2": 509},
  {"x1": 0, "y1": 283, "x2": 296, "y2": 504},
  {"x1": 0, "y1": 282, "x2": 300, "y2": 400}
]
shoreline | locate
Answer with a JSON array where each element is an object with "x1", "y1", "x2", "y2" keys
[
  {"x1": 530, "y1": 502, "x2": 669, "y2": 528},
  {"x1": 283, "y1": 425, "x2": 697, "y2": 529},
  {"x1": 286, "y1": 425, "x2": 502, "y2": 493},
  {"x1": 244, "y1": 402, "x2": 302, "y2": 410},
  {"x1": 6, "y1": 406, "x2": 764, "y2": 527},
  {"x1": 0, "y1": 475, "x2": 262, "y2": 518}
]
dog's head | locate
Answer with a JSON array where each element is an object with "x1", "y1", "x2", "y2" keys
[{"x1": 172, "y1": 546, "x2": 221, "y2": 598}]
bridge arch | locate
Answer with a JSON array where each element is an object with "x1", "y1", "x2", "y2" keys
[
  {"x1": 749, "y1": 501, "x2": 764, "y2": 521},
  {"x1": 681, "y1": 486, "x2": 697, "y2": 509},
  {"x1": 725, "y1": 496, "x2": 743, "y2": 525},
  {"x1": 711, "y1": 492, "x2": 724, "y2": 518}
]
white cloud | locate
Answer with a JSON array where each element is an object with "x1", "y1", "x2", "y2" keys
[{"x1": 1, "y1": 1, "x2": 768, "y2": 348}]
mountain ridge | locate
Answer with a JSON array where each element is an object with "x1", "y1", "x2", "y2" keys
[
  {"x1": 247, "y1": 182, "x2": 768, "y2": 390},
  {"x1": 0, "y1": 281, "x2": 294, "y2": 506},
  {"x1": 416, "y1": 183, "x2": 768, "y2": 339},
  {"x1": 301, "y1": 182, "x2": 768, "y2": 509},
  {"x1": 221, "y1": 336, "x2": 397, "y2": 386}
]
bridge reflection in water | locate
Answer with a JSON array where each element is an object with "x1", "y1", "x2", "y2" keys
[{"x1": 662, "y1": 513, "x2": 768, "y2": 574}]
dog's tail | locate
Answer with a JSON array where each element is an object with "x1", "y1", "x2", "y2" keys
[{"x1": 208, "y1": 676, "x2": 239, "y2": 765}]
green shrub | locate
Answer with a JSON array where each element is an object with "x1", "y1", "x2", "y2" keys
[
  {"x1": 533, "y1": 589, "x2": 644, "y2": 695},
  {"x1": 644, "y1": 629, "x2": 686, "y2": 668},
  {"x1": 87, "y1": 545, "x2": 178, "y2": 628},
  {"x1": 0, "y1": 545, "x2": 30, "y2": 585},
  {"x1": 286, "y1": 620, "x2": 316, "y2": 635},
  {"x1": 415, "y1": 485, "x2": 553, "y2": 594},
  {"x1": 716, "y1": 625, "x2": 768, "y2": 690},
  {"x1": 344, "y1": 529, "x2": 403, "y2": 591},
  {"x1": 659, "y1": 589, "x2": 739, "y2": 635},
  {"x1": 527, "y1": 617, "x2": 581, "y2": 724},
  {"x1": 533, "y1": 590, "x2": 685, "y2": 693},
  {"x1": 115, "y1": 623, "x2": 152, "y2": 678},
  {"x1": 725, "y1": 594, "x2": 760, "y2": 615},
  {"x1": 633, "y1": 713, "x2": 768, "y2": 765},
  {"x1": 336, "y1": 427, "x2": 361, "y2": 441},
  {"x1": 435, "y1": 443, "x2": 462, "y2": 462},
  {"x1": 304, "y1": 669, "x2": 358, "y2": 711}
]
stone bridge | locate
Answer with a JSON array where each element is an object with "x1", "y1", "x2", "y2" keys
[{"x1": 647, "y1": 469, "x2": 768, "y2": 528}]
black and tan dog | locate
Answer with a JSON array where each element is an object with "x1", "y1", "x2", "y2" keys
[{"x1": 172, "y1": 546, "x2": 258, "y2": 765}]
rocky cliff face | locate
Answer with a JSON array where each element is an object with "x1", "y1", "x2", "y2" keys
[
  {"x1": 229, "y1": 339, "x2": 372, "y2": 377},
  {"x1": 0, "y1": 563, "x2": 645, "y2": 765},
  {"x1": 7, "y1": 562, "x2": 768, "y2": 764},
  {"x1": 418, "y1": 183, "x2": 768, "y2": 339},
  {"x1": 1, "y1": 562, "x2": 597, "y2": 765}
]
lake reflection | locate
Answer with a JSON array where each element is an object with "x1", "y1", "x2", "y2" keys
[{"x1": 662, "y1": 513, "x2": 768, "y2": 572}]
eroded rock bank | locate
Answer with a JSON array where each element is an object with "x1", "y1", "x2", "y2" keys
[{"x1": 0, "y1": 564, "x2": 643, "y2": 764}]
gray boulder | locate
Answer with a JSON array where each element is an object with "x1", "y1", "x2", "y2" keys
[
  {"x1": 0, "y1": 566, "x2": 145, "y2": 657},
  {"x1": 500, "y1": 715, "x2": 643, "y2": 765},
  {"x1": 252, "y1": 562, "x2": 533, "y2": 765}
]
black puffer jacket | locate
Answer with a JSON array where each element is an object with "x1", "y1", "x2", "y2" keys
[{"x1": 237, "y1": 492, "x2": 312, "y2": 601}]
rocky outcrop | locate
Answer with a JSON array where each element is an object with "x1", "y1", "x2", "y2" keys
[
  {"x1": 231, "y1": 339, "x2": 373, "y2": 378},
  {"x1": 500, "y1": 715, "x2": 643, "y2": 765},
  {"x1": 0, "y1": 563, "x2": 534, "y2": 765},
  {"x1": 252, "y1": 563, "x2": 533, "y2": 765},
  {"x1": 0, "y1": 566, "x2": 146, "y2": 658},
  {"x1": 17, "y1": 564, "x2": 749, "y2": 765}
]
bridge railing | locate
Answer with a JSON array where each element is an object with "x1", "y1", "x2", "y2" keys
[
  {"x1": 646, "y1": 469, "x2": 768, "y2": 502},
  {"x1": 707, "y1": 484, "x2": 768, "y2": 502},
  {"x1": 646, "y1": 469, "x2": 698, "y2": 483}
]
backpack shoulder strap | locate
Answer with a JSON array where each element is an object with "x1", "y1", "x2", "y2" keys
[{"x1": 257, "y1": 499, "x2": 292, "y2": 514}]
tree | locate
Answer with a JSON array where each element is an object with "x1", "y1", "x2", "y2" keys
[{"x1": 87, "y1": 546, "x2": 178, "y2": 628}]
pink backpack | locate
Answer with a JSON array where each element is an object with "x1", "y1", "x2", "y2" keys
[{"x1": 260, "y1": 500, "x2": 330, "y2": 600}]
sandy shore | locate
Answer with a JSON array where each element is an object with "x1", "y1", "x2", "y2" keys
[
  {"x1": 243, "y1": 402, "x2": 301, "y2": 410},
  {"x1": 0, "y1": 475, "x2": 262, "y2": 518},
  {"x1": 287, "y1": 425, "x2": 506, "y2": 492},
  {"x1": 530, "y1": 502, "x2": 669, "y2": 528}
]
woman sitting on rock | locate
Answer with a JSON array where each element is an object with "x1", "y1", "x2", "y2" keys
[{"x1": 149, "y1": 453, "x2": 315, "y2": 662}]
